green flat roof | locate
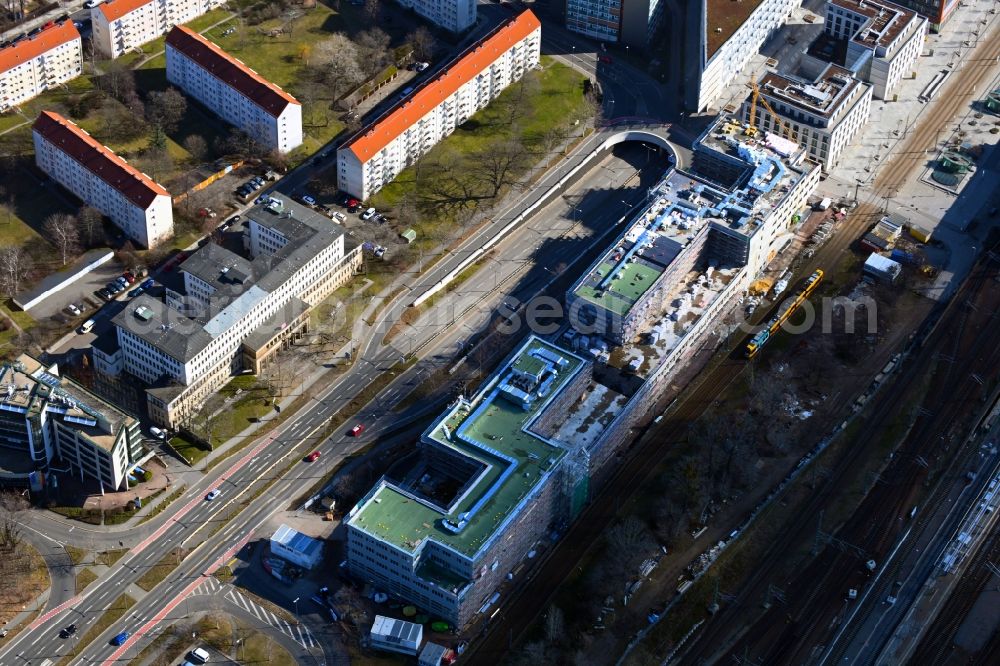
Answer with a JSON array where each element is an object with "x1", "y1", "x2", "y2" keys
[
  {"x1": 349, "y1": 337, "x2": 584, "y2": 559},
  {"x1": 575, "y1": 260, "x2": 663, "y2": 316}
]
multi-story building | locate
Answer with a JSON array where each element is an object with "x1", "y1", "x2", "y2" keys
[
  {"x1": 165, "y1": 26, "x2": 302, "y2": 153},
  {"x1": 396, "y1": 0, "x2": 476, "y2": 33},
  {"x1": 337, "y1": 10, "x2": 541, "y2": 201},
  {"x1": 33, "y1": 110, "x2": 174, "y2": 248},
  {"x1": 883, "y1": 0, "x2": 956, "y2": 32},
  {"x1": 95, "y1": 197, "x2": 361, "y2": 426},
  {"x1": 568, "y1": 115, "x2": 820, "y2": 346},
  {"x1": 822, "y1": 0, "x2": 927, "y2": 99},
  {"x1": 0, "y1": 355, "x2": 144, "y2": 494},
  {"x1": 346, "y1": 336, "x2": 593, "y2": 628},
  {"x1": 565, "y1": 0, "x2": 666, "y2": 47},
  {"x1": 680, "y1": 0, "x2": 800, "y2": 112},
  {"x1": 740, "y1": 65, "x2": 872, "y2": 171},
  {"x1": 91, "y1": 0, "x2": 224, "y2": 59},
  {"x1": 0, "y1": 21, "x2": 81, "y2": 112}
]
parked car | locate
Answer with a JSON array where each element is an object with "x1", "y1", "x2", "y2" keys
[
  {"x1": 361, "y1": 207, "x2": 376, "y2": 220},
  {"x1": 141, "y1": 278, "x2": 155, "y2": 289},
  {"x1": 348, "y1": 204, "x2": 360, "y2": 214},
  {"x1": 66, "y1": 303, "x2": 81, "y2": 316},
  {"x1": 188, "y1": 647, "x2": 211, "y2": 664},
  {"x1": 79, "y1": 319, "x2": 96, "y2": 334},
  {"x1": 374, "y1": 213, "x2": 387, "y2": 224},
  {"x1": 302, "y1": 195, "x2": 316, "y2": 206},
  {"x1": 149, "y1": 426, "x2": 166, "y2": 439},
  {"x1": 305, "y1": 451, "x2": 321, "y2": 462},
  {"x1": 350, "y1": 423, "x2": 364, "y2": 436},
  {"x1": 347, "y1": 198, "x2": 359, "y2": 208},
  {"x1": 333, "y1": 211, "x2": 346, "y2": 222},
  {"x1": 83, "y1": 0, "x2": 99, "y2": 7},
  {"x1": 414, "y1": 61, "x2": 429, "y2": 72},
  {"x1": 128, "y1": 286, "x2": 144, "y2": 298},
  {"x1": 96, "y1": 288, "x2": 111, "y2": 301},
  {"x1": 197, "y1": 208, "x2": 217, "y2": 219},
  {"x1": 206, "y1": 489, "x2": 221, "y2": 501},
  {"x1": 110, "y1": 631, "x2": 129, "y2": 646}
]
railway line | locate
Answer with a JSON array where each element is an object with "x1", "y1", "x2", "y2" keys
[{"x1": 678, "y1": 238, "x2": 1000, "y2": 665}]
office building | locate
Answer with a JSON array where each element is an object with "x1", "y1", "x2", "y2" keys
[
  {"x1": 822, "y1": 0, "x2": 927, "y2": 99},
  {"x1": 95, "y1": 197, "x2": 361, "y2": 427},
  {"x1": 565, "y1": 0, "x2": 666, "y2": 47},
  {"x1": 0, "y1": 21, "x2": 81, "y2": 112},
  {"x1": 337, "y1": 10, "x2": 541, "y2": 201},
  {"x1": 0, "y1": 355, "x2": 144, "y2": 494},
  {"x1": 33, "y1": 110, "x2": 174, "y2": 248},
  {"x1": 346, "y1": 337, "x2": 593, "y2": 627},
  {"x1": 396, "y1": 0, "x2": 476, "y2": 33},
  {"x1": 882, "y1": 0, "x2": 956, "y2": 31},
  {"x1": 165, "y1": 26, "x2": 303, "y2": 153},
  {"x1": 680, "y1": 0, "x2": 799, "y2": 112},
  {"x1": 740, "y1": 65, "x2": 872, "y2": 171},
  {"x1": 91, "y1": 0, "x2": 224, "y2": 59},
  {"x1": 568, "y1": 114, "x2": 820, "y2": 346},
  {"x1": 270, "y1": 524, "x2": 323, "y2": 570}
]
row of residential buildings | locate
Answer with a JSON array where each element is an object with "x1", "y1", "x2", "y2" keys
[
  {"x1": 346, "y1": 113, "x2": 823, "y2": 627},
  {"x1": 337, "y1": 9, "x2": 541, "y2": 201}
]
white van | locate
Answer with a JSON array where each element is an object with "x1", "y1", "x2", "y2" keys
[
  {"x1": 78, "y1": 319, "x2": 96, "y2": 334},
  {"x1": 188, "y1": 647, "x2": 210, "y2": 664}
]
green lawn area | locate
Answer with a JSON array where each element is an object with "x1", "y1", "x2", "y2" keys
[
  {"x1": 76, "y1": 567, "x2": 98, "y2": 594},
  {"x1": 135, "y1": 548, "x2": 184, "y2": 591},
  {"x1": 169, "y1": 434, "x2": 211, "y2": 466}
]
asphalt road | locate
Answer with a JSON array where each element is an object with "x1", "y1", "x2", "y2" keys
[{"x1": 5, "y1": 141, "x2": 667, "y2": 665}]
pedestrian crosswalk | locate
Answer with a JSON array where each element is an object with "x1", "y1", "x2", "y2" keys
[{"x1": 189, "y1": 579, "x2": 317, "y2": 649}]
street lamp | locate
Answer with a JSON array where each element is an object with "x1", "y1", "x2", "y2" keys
[{"x1": 292, "y1": 597, "x2": 300, "y2": 624}]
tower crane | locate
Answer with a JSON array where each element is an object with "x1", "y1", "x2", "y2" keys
[{"x1": 745, "y1": 81, "x2": 796, "y2": 141}]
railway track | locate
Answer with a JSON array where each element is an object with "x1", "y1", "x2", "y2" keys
[{"x1": 676, "y1": 238, "x2": 1000, "y2": 665}]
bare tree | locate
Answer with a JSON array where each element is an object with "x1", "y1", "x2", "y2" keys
[
  {"x1": 355, "y1": 28, "x2": 391, "y2": 78},
  {"x1": 363, "y1": 0, "x2": 380, "y2": 23},
  {"x1": 313, "y1": 34, "x2": 364, "y2": 102},
  {"x1": 0, "y1": 245, "x2": 33, "y2": 296},
  {"x1": 44, "y1": 214, "x2": 80, "y2": 265},
  {"x1": 408, "y1": 26, "x2": 435, "y2": 62},
  {"x1": 182, "y1": 134, "x2": 208, "y2": 162},
  {"x1": 0, "y1": 491, "x2": 29, "y2": 552},
  {"x1": 146, "y1": 87, "x2": 187, "y2": 134},
  {"x1": 77, "y1": 206, "x2": 104, "y2": 248},
  {"x1": 544, "y1": 605, "x2": 565, "y2": 645},
  {"x1": 470, "y1": 138, "x2": 529, "y2": 198}
]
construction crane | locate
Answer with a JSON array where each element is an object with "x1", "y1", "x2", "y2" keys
[{"x1": 745, "y1": 81, "x2": 796, "y2": 141}]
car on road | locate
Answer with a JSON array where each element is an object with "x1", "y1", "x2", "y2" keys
[
  {"x1": 305, "y1": 451, "x2": 321, "y2": 462},
  {"x1": 350, "y1": 423, "x2": 364, "y2": 436},
  {"x1": 361, "y1": 207, "x2": 376, "y2": 220},
  {"x1": 111, "y1": 631, "x2": 129, "y2": 646},
  {"x1": 205, "y1": 489, "x2": 221, "y2": 501},
  {"x1": 60, "y1": 624, "x2": 77, "y2": 638},
  {"x1": 302, "y1": 195, "x2": 316, "y2": 206},
  {"x1": 66, "y1": 303, "x2": 81, "y2": 316},
  {"x1": 319, "y1": 150, "x2": 331, "y2": 159},
  {"x1": 225, "y1": 215, "x2": 240, "y2": 227}
]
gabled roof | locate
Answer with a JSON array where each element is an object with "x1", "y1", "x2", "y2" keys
[
  {"x1": 342, "y1": 9, "x2": 540, "y2": 164},
  {"x1": 165, "y1": 26, "x2": 299, "y2": 117},
  {"x1": 0, "y1": 20, "x2": 80, "y2": 75},
  {"x1": 96, "y1": 0, "x2": 153, "y2": 24},
  {"x1": 32, "y1": 111, "x2": 169, "y2": 209}
]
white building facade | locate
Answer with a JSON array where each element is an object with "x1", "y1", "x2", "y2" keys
[
  {"x1": 101, "y1": 199, "x2": 361, "y2": 426},
  {"x1": 825, "y1": 0, "x2": 927, "y2": 100},
  {"x1": 741, "y1": 65, "x2": 873, "y2": 171},
  {"x1": 337, "y1": 10, "x2": 541, "y2": 201},
  {"x1": 0, "y1": 21, "x2": 82, "y2": 112},
  {"x1": 165, "y1": 26, "x2": 302, "y2": 153},
  {"x1": 688, "y1": 0, "x2": 799, "y2": 112},
  {"x1": 396, "y1": 0, "x2": 476, "y2": 33},
  {"x1": 33, "y1": 111, "x2": 174, "y2": 248},
  {"x1": 91, "y1": 0, "x2": 224, "y2": 59}
]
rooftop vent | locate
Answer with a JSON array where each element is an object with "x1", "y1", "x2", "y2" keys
[{"x1": 134, "y1": 305, "x2": 154, "y2": 322}]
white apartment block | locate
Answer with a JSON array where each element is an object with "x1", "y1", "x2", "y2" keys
[
  {"x1": 0, "y1": 355, "x2": 144, "y2": 494},
  {"x1": 824, "y1": 0, "x2": 927, "y2": 99},
  {"x1": 165, "y1": 26, "x2": 302, "y2": 153},
  {"x1": 686, "y1": 0, "x2": 799, "y2": 112},
  {"x1": 91, "y1": 0, "x2": 224, "y2": 59},
  {"x1": 565, "y1": 0, "x2": 665, "y2": 47},
  {"x1": 740, "y1": 65, "x2": 873, "y2": 171},
  {"x1": 0, "y1": 21, "x2": 81, "y2": 112},
  {"x1": 33, "y1": 111, "x2": 174, "y2": 248},
  {"x1": 98, "y1": 198, "x2": 361, "y2": 427},
  {"x1": 337, "y1": 10, "x2": 541, "y2": 201},
  {"x1": 397, "y1": 0, "x2": 476, "y2": 33}
]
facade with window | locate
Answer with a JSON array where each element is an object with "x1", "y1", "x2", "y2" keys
[
  {"x1": 165, "y1": 26, "x2": 303, "y2": 153},
  {"x1": 32, "y1": 111, "x2": 174, "y2": 248},
  {"x1": 739, "y1": 65, "x2": 872, "y2": 171},
  {"x1": 0, "y1": 21, "x2": 82, "y2": 112},
  {"x1": 91, "y1": 0, "x2": 224, "y2": 59},
  {"x1": 565, "y1": 0, "x2": 664, "y2": 47},
  {"x1": 337, "y1": 10, "x2": 541, "y2": 201},
  {"x1": 397, "y1": 0, "x2": 476, "y2": 33}
]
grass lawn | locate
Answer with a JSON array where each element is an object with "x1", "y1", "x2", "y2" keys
[
  {"x1": 64, "y1": 545, "x2": 87, "y2": 565},
  {"x1": 76, "y1": 567, "x2": 98, "y2": 594},
  {"x1": 135, "y1": 548, "x2": 185, "y2": 591},
  {"x1": 96, "y1": 549, "x2": 127, "y2": 566},
  {"x1": 0, "y1": 542, "x2": 49, "y2": 626},
  {"x1": 193, "y1": 374, "x2": 276, "y2": 447},
  {"x1": 58, "y1": 593, "x2": 135, "y2": 664},
  {"x1": 169, "y1": 434, "x2": 211, "y2": 466},
  {"x1": 242, "y1": 629, "x2": 297, "y2": 665}
]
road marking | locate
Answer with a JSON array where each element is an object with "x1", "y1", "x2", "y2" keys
[{"x1": 221, "y1": 588, "x2": 315, "y2": 647}]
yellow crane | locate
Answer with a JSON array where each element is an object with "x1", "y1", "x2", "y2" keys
[{"x1": 745, "y1": 81, "x2": 796, "y2": 141}]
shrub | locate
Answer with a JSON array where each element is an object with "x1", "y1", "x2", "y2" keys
[{"x1": 143, "y1": 470, "x2": 153, "y2": 482}]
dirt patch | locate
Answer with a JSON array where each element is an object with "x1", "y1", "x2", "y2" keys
[{"x1": 0, "y1": 541, "x2": 49, "y2": 626}]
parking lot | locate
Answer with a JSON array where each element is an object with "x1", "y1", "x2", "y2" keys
[{"x1": 25, "y1": 260, "x2": 130, "y2": 327}]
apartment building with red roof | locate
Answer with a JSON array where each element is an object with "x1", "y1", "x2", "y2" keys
[
  {"x1": 33, "y1": 111, "x2": 174, "y2": 248},
  {"x1": 165, "y1": 26, "x2": 303, "y2": 153},
  {"x1": 90, "y1": 0, "x2": 223, "y2": 59},
  {"x1": 0, "y1": 21, "x2": 81, "y2": 111},
  {"x1": 337, "y1": 10, "x2": 541, "y2": 201}
]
